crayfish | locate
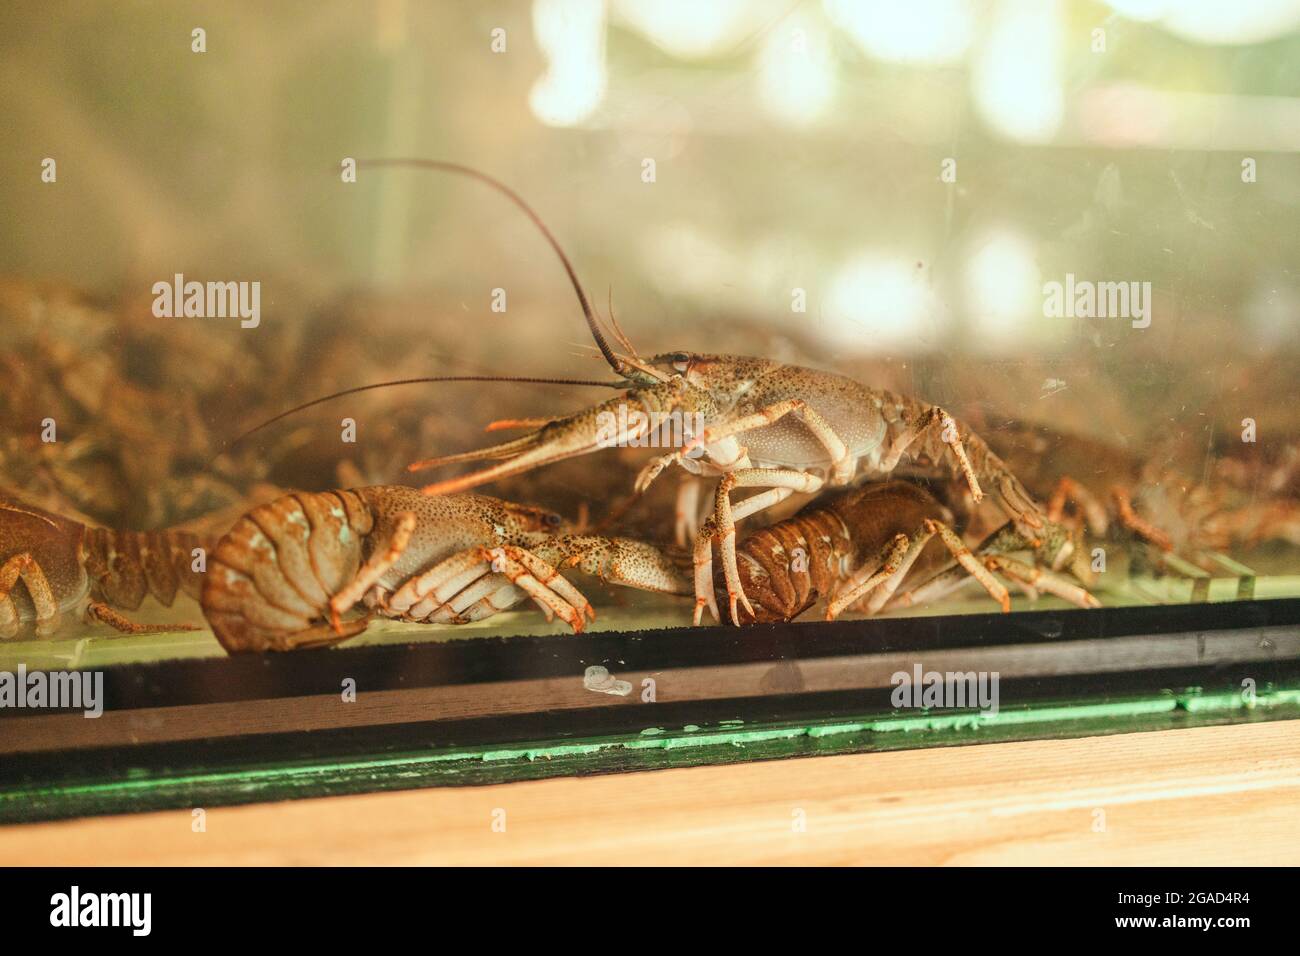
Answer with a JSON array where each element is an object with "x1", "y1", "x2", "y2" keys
[
  {"x1": 200, "y1": 485, "x2": 689, "y2": 652},
  {"x1": 724, "y1": 480, "x2": 1098, "y2": 624},
  {"x1": 233, "y1": 160, "x2": 1098, "y2": 628},
  {"x1": 0, "y1": 490, "x2": 212, "y2": 639}
]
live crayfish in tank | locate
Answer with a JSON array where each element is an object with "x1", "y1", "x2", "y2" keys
[
  {"x1": 3, "y1": 154, "x2": 1300, "y2": 660},
  {"x1": 200, "y1": 485, "x2": 691, "y2": 652},
  {"x1": 218, "y1": 160, "x2": 1095, "y2": 639},
  {"x1": 4, "y1": 0, "x2": 1300, "y2": 871},
  {"x1": 200, "y1": 477, "x2": 1086, "y2": 650},
  {"x1": 0, "y1": 12, "x2": 1297, "y2": 671}
]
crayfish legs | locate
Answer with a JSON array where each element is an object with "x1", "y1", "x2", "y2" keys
[
  {"x1": 201, "y1": 486, "x2": 689, "y2": 652},
  {"x1": 415, "y1": 361, "x2": 1058, "y2": 626},
  {"x1": 718, "y1": 481, "x2": 1099, "y2": 625}
]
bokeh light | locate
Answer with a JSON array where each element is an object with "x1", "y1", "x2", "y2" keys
[
  {"x1": 756, "y1": 12, "x2": 837, "y2": 125},
  {"x1": 530, "y1": 0, "x2": 607, "y2": 127},
  {"x1": 824, "y1": 0, "x2": 974, "y2": 65},
  {"x1": 825, "y1": 253, "x2": 946, "y2": 352},
  {"x1": 972, "y1": 0, "x2": 1065, "y2": 144}
]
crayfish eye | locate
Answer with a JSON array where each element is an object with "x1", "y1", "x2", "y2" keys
[
  {"x1": 670, "y1": 352, "x2": 691, "y2": 373},
  {"x1": 544, "y1": 512, "x2": 563, "y2": 528}
]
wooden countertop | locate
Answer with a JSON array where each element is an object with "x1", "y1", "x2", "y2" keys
[{"x1": 3, "y1": 720, "x2": 1297, "y2": 865}]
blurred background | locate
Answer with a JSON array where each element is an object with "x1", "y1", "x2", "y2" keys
[{"x1": 0, "y1": 0, "x2": 1297, "y2": 533}]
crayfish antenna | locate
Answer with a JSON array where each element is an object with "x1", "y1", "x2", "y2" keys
[
  {"x1": 220, "y1": 375, "x2": 620, "y2": 455},
  {"x1": 605, "y1": 286, "x2": 641, "y2": 360},
  {"x1": 575, "y1": 343, "x2": 670, "y2": 383},
  {"x1": 358, "y1": 158, "x2": 634, "y2": 379}
]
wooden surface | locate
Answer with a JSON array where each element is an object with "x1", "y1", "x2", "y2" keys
[{"x1": 3, "y1": 721, "x2": 1299, "y2": 865}]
